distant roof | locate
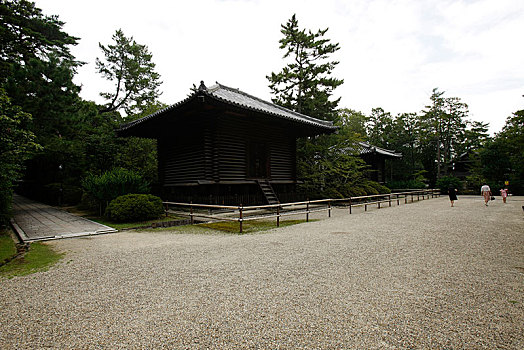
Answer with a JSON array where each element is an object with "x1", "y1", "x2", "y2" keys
[
  {"x1": 357, "y1": 142, "x2": 402, "y2": 158},
  {"x1": 118, "y1": 81, "x2": 337, "y2": 134}
]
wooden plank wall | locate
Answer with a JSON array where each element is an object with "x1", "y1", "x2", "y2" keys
[{"x1": 158, "y1": 111, "x2": 296, "y2": 186}]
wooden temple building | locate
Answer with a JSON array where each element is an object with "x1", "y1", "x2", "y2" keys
[
  {"x1": 118, "y1": 82, "x2": 336, "y2": 204},
  {"x1": 357, "y1": 142, "x2": 402, "y2": 183}
]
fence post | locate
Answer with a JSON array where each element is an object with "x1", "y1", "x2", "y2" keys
[
  {"x1": 165, "y1": 202, "x2": 169, "y2": 217},
  {"x1": 306, "y1": 199, "x2": 310, "y2": 222},
  {"x1": 239, "y1": 203, "x2": 243, "y2": 234},
  {"x1": 276, "y1": 205, "x2": 280, "y2": 227},
  {"x1": 404, "y1": 193, "x2": 407, "y2": 204},
  {"x1": 190, "y1": 201, "x2": 194, "y2": 225},
  {"x1": 396, "y1": 194, "x2": 400, "y2": 206},
  {"x1": 328, "y1": 200, "x2": 331, "y2": 218},
  {"x1": 349, "y1": 197, "x2": 352, "y2": 214},
  {"x1": 389, "y1": 194, "x2": 392, "y2": 207}
]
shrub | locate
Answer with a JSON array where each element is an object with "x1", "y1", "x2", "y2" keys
[
  {"x1": 340, "y1": 185, "x2": 367, "y2": 197},
  {"x1": 78, "y1": 192, "x2": 100, "y2": 212},
  {"x1": 82, "y1": 168, "x2": 149, "y2": 204},
  {"x1": 386, "y1": 180, "x2": 426, "y2": 190},
  {"x1": 435, "y1": 176, "x2": 463, "y2": 193},
  {"x1": 105, "y1": 194, "x2": 164, "y2": 222},
  {"x1": 323, "y1": 187, "x2": 344, "y2": 199},
  {"x1": 368, "y1": 181, "x2": 391, "y2": 194},
  {"x1": 361, "y1": 183, "x2": 379, "y2": 196}
]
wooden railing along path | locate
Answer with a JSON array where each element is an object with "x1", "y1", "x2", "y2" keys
[{"x1": 163, "y1": 189, "x2": 440, "y2": 234}]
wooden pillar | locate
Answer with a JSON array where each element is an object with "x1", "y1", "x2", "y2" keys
[
  {"x1": 190, "y1": 201, "x2": 194, "y2": 225},
  {"x1": 239, "y1": 204, "x2": 243, "y2": 234},
  {"x1": 306, "y1": 199, "x2": 310, "y2": 222}
]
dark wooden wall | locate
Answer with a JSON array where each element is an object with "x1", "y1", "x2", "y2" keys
[{"x1": 157, "y1": 111, "x2": 296, "y2": 186}]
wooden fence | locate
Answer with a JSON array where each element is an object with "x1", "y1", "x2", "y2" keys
[{"x1": 163, "y1": 189, "x2": 440, "y2": 234}]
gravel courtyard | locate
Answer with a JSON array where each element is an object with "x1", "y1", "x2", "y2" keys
[{"x1": 1, "y1": 195, "x2": 523, "y2": 349}]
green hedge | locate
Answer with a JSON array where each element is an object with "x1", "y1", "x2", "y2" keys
[{"x1": 105, "y1": 194, "x2": 164, "y2": 222}]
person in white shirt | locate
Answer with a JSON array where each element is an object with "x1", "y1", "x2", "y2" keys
[{"x1": 481, "y1": 184, "x2": 491, "y2": 206}]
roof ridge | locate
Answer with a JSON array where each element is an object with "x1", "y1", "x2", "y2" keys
[{"x1": 212, "y1": 82, "x2": 334, "y2": 127}]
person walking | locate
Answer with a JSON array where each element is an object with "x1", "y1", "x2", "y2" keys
[
  {"x1": 448, "y1": 186, "x2": 458, "y2": 207},
  {"x1": 500, "y1": 188, "x2": 508, "y2": 204},
  {"x1": 481, "y1": 184, "x2": 491, "y2": 206}
]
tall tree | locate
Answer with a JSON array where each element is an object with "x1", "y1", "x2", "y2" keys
[
  {"x1": 419, "y1": 88, "x2": 469, "y2": 183},
  {"x1": 366, "y1": 107, "x2": 394, "y2": 149},
  {"x1": 0, "y1": 0, "x2": 82, "y2": 138},
  {"x1": 0, "y1": 0, "x2": 79, "y2": 83},
  {"x1": 337, "y1": 108, "x2": 367, "y2": 139},
  {"x1": 96, "y1": 29, "x2": 162, "y2": 115},
  {"x1": 473, "y1": 109, "x2": 524, "y2": 194},
  {"x1": 0, "y1": 89, "x2": 39, "y2": 224},
  {"x1": 267, "y1": 14, "x2": 343, "y2": 121}
]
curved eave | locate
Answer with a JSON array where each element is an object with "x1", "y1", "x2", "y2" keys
[{"x1": 117, "y1": 89, "x2": 337, "y2": 137}]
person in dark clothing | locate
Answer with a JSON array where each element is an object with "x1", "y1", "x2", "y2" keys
[{"x1": 448, "y1": 186, "x2": 458, "y2": 207}]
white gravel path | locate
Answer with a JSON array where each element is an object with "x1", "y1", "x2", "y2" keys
[{"x1": 1, "y1": 195, "x2": 523, "y2": 349}]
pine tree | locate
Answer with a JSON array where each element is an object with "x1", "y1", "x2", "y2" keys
[
  {"x1": 267, "y1": 14, "x2": 343, "y2": 121},
  {"x1": 96, "y1": 29, "x2": 162, "y2": 116}
]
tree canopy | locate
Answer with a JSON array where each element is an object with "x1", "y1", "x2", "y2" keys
[
  {"x1": 96, "y1": 29, "x2": 162, "y2": 115},
  {"x1": 267, "y1": 14, "x2": 343, "y2": 121}
]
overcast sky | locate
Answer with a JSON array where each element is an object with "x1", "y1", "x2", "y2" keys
[{"x1": 36, "y1": 0, "x2": 523, "y2": 134}]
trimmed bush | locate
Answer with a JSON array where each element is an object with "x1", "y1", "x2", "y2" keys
[{"x1": 105, "y1": 194, "x2": 164, "y2": 222}]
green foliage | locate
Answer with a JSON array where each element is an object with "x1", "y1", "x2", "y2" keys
[
  {"x1": 0, "y1": 89, "x2": 40, "y2": 224},
  {"x1": 386, "y1": 180, "x2": 427, "y2": 190},
  {"x1": 0, "y1": 0, "x2": 80, "y2": 82},
  {"x1": 105, "y1": 194, "x2": 164, "y2": 222},
  {"x1": 82, "y1": 168, "x2": 150, "y2": 204},
  {"x1": 435, "y1": 176, "x2": 463, "y2": 193},
  {"x1": 96, "y1": 29, "x2": 162, "y2": 115},
  {"x1": 471, "y1": 110, "x2": 524, "y2": 194},
  {"x1": 367, "y1": 181, "x2": 391, "y2": 194},
  {"x1": 267, "y1": 14, "x2": 343, "y2": 121}
]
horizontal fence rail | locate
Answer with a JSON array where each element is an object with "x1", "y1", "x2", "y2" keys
[{"x1": 163, "y1": 189, "x2": 440, "y2": 234}]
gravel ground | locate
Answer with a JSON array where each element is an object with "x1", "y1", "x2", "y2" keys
[{"x1": 1, "y1": 195, "x2": 523, "y2": 349}]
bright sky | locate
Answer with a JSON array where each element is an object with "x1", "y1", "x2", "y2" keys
[{"x1": 36, "y1": 0, "x2": 523, "y2": 134}]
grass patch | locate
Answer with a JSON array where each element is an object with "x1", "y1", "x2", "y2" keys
[
  {"x1": 88, "y1": 215, "x2": 186, "y2": 230},
  {"x1": 0, "y1": 229, "x2": 17, "y2": 262},
  {"x1": 0, "y1": 242, "x2": 64, "y2": 279},
  {"x1": 197, "y1": 219, "x2": 316, "y2": 234}
]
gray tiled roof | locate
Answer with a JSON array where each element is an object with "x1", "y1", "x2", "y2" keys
[
  {"x1": 358, "y1": 142, "x2": 402, "y2": 158},
  {"x1": 118, "y1": 81, "x2": 336, "y2": 132},
  {"x1": 207, "y1": 83, "x2": 336, "y2": 130}
]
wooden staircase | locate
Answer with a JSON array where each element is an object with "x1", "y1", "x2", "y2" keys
[{"x1": 257, "y1": 180, "x2": 280, "y2": 205}]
